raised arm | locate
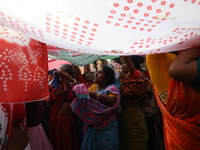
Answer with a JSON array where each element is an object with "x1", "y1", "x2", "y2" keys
[
  {"x1": 169, "y1": 46, "x2": 200, "y2": 85},
  {"x1": 56, "y1": 70, "x2": 78, "y2": 85},
  {"x1": 120, "y1": 56, "x2": 135, "y2": 75}
]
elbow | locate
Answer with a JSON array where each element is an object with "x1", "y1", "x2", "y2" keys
[
  {"x1": 168, "y1": 65, "x2": 179, "y2": 81},
  {"x1": 169, "y1": 64, "x2": 197, "y2": 85},
  {"x1": 168, "y1": 64, "x2": 187, "y2": 82}
]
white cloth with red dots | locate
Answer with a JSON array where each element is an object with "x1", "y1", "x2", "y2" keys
[{"x1": 0, "y1": 0, "x2": 200, "y2": 55}]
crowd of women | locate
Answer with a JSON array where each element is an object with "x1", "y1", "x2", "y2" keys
[{"x1": 2, "y1": 47, "x2": 200, "y2": 150}]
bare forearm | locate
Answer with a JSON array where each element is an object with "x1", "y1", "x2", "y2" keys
[
  {"x1": 88, "y1": 91, "x2": 116, "y2": 107},
  {"x1": 176, "y1": 48, "x2": 200, "y2": 63},
  {"x1": 123, "y1": 56, "x2": 135, "y2": 74},
  {"x1": 57, "y1": 71, "x2": 78, "y2": 84}
]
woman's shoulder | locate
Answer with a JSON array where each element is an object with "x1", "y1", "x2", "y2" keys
[
  {"x1": 88, "y1": 84, "x2": 98, "y2": 92},
  {"x1": 128, "y1": 69, "x2": 143, "y2": 78},
  {"x1": 105, "y1": 84, "x2": 119, "y2": 92},
  {"x1": 90, "y1": 83, "x2": 98, "y2": 88}
]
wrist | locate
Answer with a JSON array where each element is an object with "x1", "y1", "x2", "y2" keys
[
  {"x1": 72, "y1": 79, "x2": 76, "y2": 85},
  {"x1": 95, "y1": 93, "x2": 100, "y2": 101}
]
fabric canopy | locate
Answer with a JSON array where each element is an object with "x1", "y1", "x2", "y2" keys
[
  {"x1": 1, "y1": 0, "x2": 200, "y2": 102},
  {"x1": 48, "y1": 46, "x2": 100, "y2": 66},
  {"x1": 1, "y1": 0, "x2": 200, "y2": 56}
]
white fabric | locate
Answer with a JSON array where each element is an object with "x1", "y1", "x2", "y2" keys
[
  {"x1": 0, "y1": 105, "x2": 8, "y2": 150},
  {"x1": 27, "y1": 124, "x2": 53, "y2": 150},
  {"x1": 0, "y1": 0, "x2": 200, "y2": 55},
  {"x1": 24, "y1": 142, "x2": 32, "y2": 150},
  {"x1": 108, "y1": 63, "x2": 119, "y2": 79}
]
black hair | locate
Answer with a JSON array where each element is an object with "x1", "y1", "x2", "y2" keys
[
  {"x1": 60, "y1": 64, "x2": 75, "y2": 78},
  {"x1": 100, "y1": 65, "x2": 115, "y2": 85},
  {"x1": 130, "y1": 55, "x2": 143, "y2": 71},
  {"x1": 113, "y1": 57, "x2": 121, "y2": 64},
  {"x1": 82, "y1": 73, "x2": 87, "y2": 79},
  {"x1": 170, "y1": 51, "x2": 178, "y2": 55}
]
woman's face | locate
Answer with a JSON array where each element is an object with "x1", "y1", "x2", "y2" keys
[
  {"x1": 93, "y1": 67, "x2": 106, "y2": 84},
  {"x1": 85, "y1": 71, "x2": 94, "y2": 82},
  {"x1": 120, "y1": 57, "x2": 128, "y2": 73},
  {"x1": 121, "y1": 62, "x2": 128, "y2": 73}
]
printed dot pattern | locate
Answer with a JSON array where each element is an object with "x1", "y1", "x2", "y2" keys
[
  {"x1": 108, "y1": 1, "x2": 165, "y2": 31},
  {"x1": 104, "y1": 1, "x2": 200, "y2": 54},
  {"x1": 45, "y1": 11, "x2": 99, "y2": 47},
  {"x1": 0, "y1": 26, "x2": 49, "y2": 103},
  {"x1": 1, "y1": 1, "x2": 200, "y2": 55}
]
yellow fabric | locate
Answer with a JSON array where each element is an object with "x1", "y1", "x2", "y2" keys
[
  {"x1": 146, "y1": 53, "x2": 176, "y2": 104},
  {"x1": 88, "y1": 84, "x2": 117, "y2": 97},
  {"x1": 88, "y1": 84, "x2": 98, "y2": 92}
]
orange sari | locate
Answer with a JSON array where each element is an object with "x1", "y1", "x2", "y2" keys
[
  {"x1": 146, "y1": 53, "x2": 200, "y2": 150},
  {"x1": 155, "y1": 80, "x2": 200, "y2": 150}
]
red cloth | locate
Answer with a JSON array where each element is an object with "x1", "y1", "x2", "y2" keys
[
  {"x1": 155, "y1": 79, "x2": 200, "y2": 150},
  {"x1": 48, "y1": 86, "x2": 80, "y2": 150},
  {"x1": 128, "y1": 69, "x2": 143, "y2": 78},
  {"x1": 77, "y1": 74, "x2": 91, "y2": 89},
  {"x1": 12, "y1": 103, "x2": 26, "y2": 125},
  {"x1": 0, "y1": 37, "x2": 49, "y2": 103},
  {"x1": 48, "y1": 113, "x2": 80, "y2": 150}
]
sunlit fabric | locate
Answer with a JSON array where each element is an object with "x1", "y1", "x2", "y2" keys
[{"x1": 0, "y1": 0, "x2": 200, "y2": 55}]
